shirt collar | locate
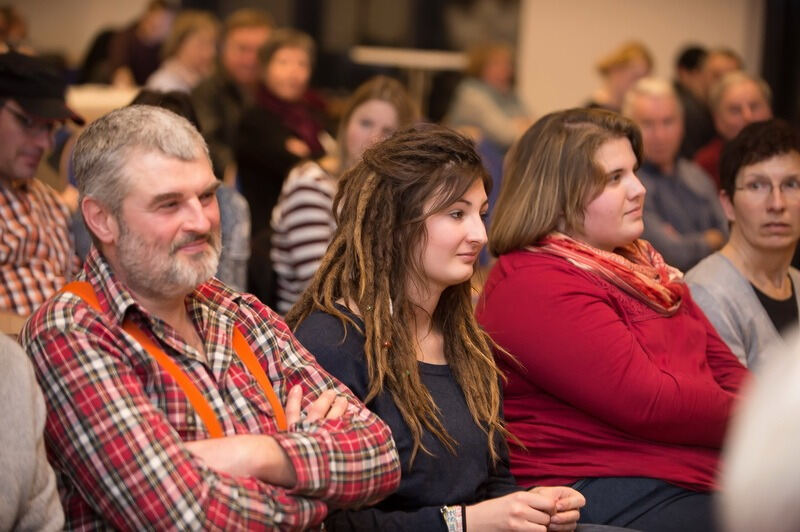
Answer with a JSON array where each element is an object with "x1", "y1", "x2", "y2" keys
[{"x1": 82, "y1": 246, "x2": 244, "y2": 328}]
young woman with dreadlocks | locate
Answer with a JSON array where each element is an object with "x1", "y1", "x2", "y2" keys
[{"x1": 285, "y1": 124, "x2": 586, "y2": 532}]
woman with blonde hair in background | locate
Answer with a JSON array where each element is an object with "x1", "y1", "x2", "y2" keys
[
  {"x1": 270, "y1": 75, "x2": 417, "y2": 314},
  {"x1": 586, "y1": 41, "x2": 652, "y2": 112},
  {"x1": 146, "y1": 10, "x2": 220, "y2": 93}
]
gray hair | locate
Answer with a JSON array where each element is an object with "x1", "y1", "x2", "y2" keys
[
  {"x1": 73, "y1": 105, "x2": 209, "y2": 213},
  {"x1": 709, "y1": 71, "x2": 771, "y2": 114},
  {"x1": 621, "y1": 77, "x2": 681, "y2": 117}
]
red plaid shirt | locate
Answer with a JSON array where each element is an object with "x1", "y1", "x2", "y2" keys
[
  {"x1": 0, "y1": 178, "x2": 77, "y2": 315},
  {"x1": 21, "y1": 247, "x2": 400, "y2": 530}
]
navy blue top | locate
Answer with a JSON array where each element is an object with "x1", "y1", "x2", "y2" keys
[{"x1": 295, "y1": 306, "x2": 520, "y2": 531}]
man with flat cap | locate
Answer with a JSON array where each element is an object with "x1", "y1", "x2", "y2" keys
[{"x1": 0, "y1": 51, "x2": 84, "y2": 332}]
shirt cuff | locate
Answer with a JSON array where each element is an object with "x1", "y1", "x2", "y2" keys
[{"x1": 270, "y1": 424, "x2": 336, "y2": 498}]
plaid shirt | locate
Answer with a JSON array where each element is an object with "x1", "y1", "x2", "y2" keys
[
  {"x1": 0, "y1": 178, "x2": 77, "y2": 315},
  {"x1": 21, "y1": 247, "x2": 400, "y2": 530}
]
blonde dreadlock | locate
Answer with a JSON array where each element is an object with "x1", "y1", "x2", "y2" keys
[{"x1": 286, "y1": 124, "x2": 509, "y2": 463}]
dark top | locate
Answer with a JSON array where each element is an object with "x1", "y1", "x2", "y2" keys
[
  {"x1": 191, "y1": 70, "x2": 250, "y2": 180},
  {"x1": 295, "y1": 306, "x2": 520, "y2": 532},
  {"x1": 675, "y1": 81, "x2": 715, "y2": 159},
  {"x1": 752, "y1": 280, "x2": 799, "y2": 336},
  {"x1": 107, "y1": 23, "x2": 161, "y2": 86},
  {"x1": 235, "y1": 104, "x2": 325, "y2": 237}
]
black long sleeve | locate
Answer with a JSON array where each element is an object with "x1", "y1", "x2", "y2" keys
[{"x1": 295, "y1": 307, "x2": 521, "y2": 531}]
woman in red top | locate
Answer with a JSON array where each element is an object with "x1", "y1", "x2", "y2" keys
[{"x1": 476, "y1": 108, "x2": 748, "y2": 532}]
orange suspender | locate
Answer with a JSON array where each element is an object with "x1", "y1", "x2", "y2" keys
[{"x1": 61, "y1": 281, "x2": 287, "y2": 437}]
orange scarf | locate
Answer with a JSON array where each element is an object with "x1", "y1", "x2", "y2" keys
[{"x1": 527, "y1": 232, "x2": 684, "y2": 315}]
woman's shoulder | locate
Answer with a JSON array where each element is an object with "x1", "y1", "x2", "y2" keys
[
  {"x1": 295, "y1": 308, "x2": 365, "y2": 360},
  {"x1": 294, "y1": 308, "x2": 371, "y2": 398},
  {"x1": 685, "y1": 253, "x2": 747, "y2": 298},
  {"x1": 486, "y1": 250, "x2": 605, "y2": 292}
]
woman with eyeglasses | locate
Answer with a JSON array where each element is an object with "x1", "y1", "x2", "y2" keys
[{"x1": 686, "y1": 119, "x2": 800, "y2": 368}]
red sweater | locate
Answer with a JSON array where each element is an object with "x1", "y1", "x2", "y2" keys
[
  {"x1": 476, "y1": 250, "x2": 748, "y2": 492},
  {"x1": 694, "y1": 136, "x2": 724, "y2": 189}
]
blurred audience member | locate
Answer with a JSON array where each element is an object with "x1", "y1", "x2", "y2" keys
[
  {"x1": 191, "y1": 8, "x2": 272, "y2": 179},
  {"x1": 446, "y1": 41, "x2": 532, "y2": 150},
  {"x1": 695, "y1": 71, "x2": 771, "y2": 187},
  {"x1": 701, "y1": 48, "x2": 742, "y2": 98},
  {"x1": 0, "y1": 333, "x2": 63, "y2": 531},
  {"x1": 236, "y1": 28, "x2": 327, "y2": 238},
  {"x1": 146, "y1": 10, "x2": 219, "y2": 93},
  {"x1": 674, "y1": 45, "x2": 715, "y2": 158},
  {"x1": 687, "y1": 119, "x2": 800, "y2": 367},
  {"x1": 623, "y1": 78, "x2": 727, "y2": 271},
  {"x1": 718, "y1": 332, "x2": 800, "y2": 532},
  {"x1": 0, "y1": 51, "x2": 83, "y2": 331},
  {"x1": 586, "y1": 41, "x2": 652, "y2": 112},
  {"x1": 76, "y1": 27, "x2": 116, "y2": 84},
  {"x1": 0, "y1": 5, "x2": 31, "y2": 53},
  {"x1": 270, "y1": 76, "x2": 417, "y2": 313},
  {"x1": 108, "y1": 0, "x2": 176, "y2": 86}
]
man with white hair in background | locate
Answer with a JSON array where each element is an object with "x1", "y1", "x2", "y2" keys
[
  {"x1": 21, "y1": 105, "x2": 400, "y2": 529},
  {"x1": 694, "y1": 71, "x2": 772, "y2": 188},
  {"x1": 623, "y1": 77, "x2": 728, "y2": 270}
]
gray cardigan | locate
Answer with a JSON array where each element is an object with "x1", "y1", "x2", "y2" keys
[
  {"x1": 0, "y1": 333, "x2": 63, "y2": 532},
  {"x1": 686, "y1": 252, "x2": 800, "y2": 368}
]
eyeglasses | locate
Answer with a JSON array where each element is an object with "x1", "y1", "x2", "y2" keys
[
  {"x1": 2, "y1": 104, "x2": 61, "y2": 137},
  {"x1": 735, "y1": 178, "x2": 800, "y2": 200}
]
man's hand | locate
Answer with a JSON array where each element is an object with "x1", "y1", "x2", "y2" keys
[
  {"x1": 184, "y1": 434, "x2": 297, "y2": 487},
  {"x1": 285, "y1": 385, "x2": 348, "y2": 425},
  {"x1": 183, "y1": 385, "x2": 347, "y2": 486}
]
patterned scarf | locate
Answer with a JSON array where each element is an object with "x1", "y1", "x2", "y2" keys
[
  {"x1": 255, "y1": 84, "x2": 325, "y2": 155},
  {"x1": 527, "y1": 232, "x2": 684, "y2": 315}
]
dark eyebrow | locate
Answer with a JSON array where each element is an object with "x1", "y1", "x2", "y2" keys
[
  {"x1": 148, "y1": 192, "x2": 182, "y2": 208},
  {"x1": 148, "y1": 180, "x2": 221, "y2": 208},
  {"x1": 203, "y1": 180, "x2": 223, "y2": 195},
  {"x1": 743, "y1": 172, "x2": 800, "y2": 181},
  {"x1": 451, "y1": 197, "x2": 490, "y2": 209}
]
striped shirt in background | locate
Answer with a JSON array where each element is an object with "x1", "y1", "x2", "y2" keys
[
  {"x1": 0, "y1": 178, "x2": 78, "y2": 316},
  {"x1": 271, "y1": 161, "x2": 338, "y2": 314},
  {"x1": 21, "y1": 247, "x2": 401, "y2": 529}
]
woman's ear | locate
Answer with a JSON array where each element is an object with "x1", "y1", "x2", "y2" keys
[
  {"x1": 719, "y1": 190, "x2": 736, "y2": 224},
  {"x1": 556, "y1": 214, "x2": 567, "y2": 233}
]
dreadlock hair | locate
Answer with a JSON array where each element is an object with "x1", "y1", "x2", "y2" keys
[{"x1": 285, "y1": 123, "x2": 507, "y2": 463}]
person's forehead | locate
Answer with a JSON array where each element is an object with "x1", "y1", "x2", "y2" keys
[
  {"x1": 638, "y1": 93, "x2": 678, "y2": 114},
  {"x1": 742, "y1": 151, "x2": 800, "y2": 176},
  {"x1": 723, "y1": 81, "x2": 765, "y2": 103},
  {"x1": 707, "y1": 54, "x2": 738, "y2": 70},
  {"x1": 124, "y1": 151, "x2": 215, "y2": 193},
  {"x1": 226, "y1": 25, "x2": 269, "y2": 44}
]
